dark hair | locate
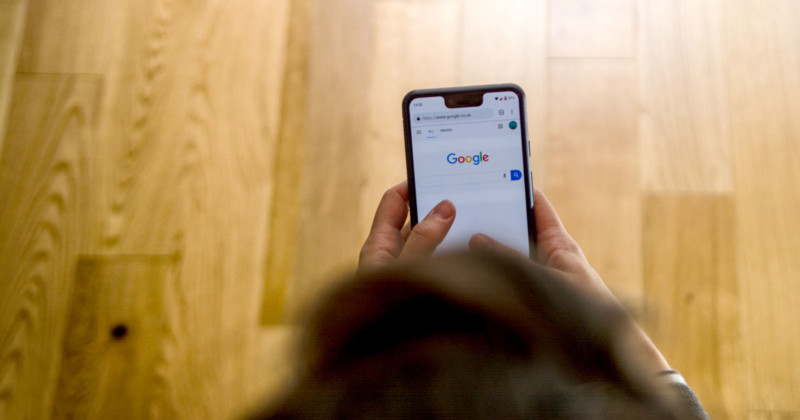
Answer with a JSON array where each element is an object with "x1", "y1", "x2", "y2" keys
[{"x1": 250, "y1": 251, "x2": 683, "y2": 419}]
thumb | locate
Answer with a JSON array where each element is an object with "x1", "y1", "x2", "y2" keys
[
  {"x1": 469, "y1": 233, "x2": 528, "y2": 259},
  {"x1": 398, "y1": 200, "x2": 456, "y2": 261}
]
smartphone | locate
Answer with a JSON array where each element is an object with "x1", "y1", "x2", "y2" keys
[{"x1": 403, "y1": 84, "x2": 535, "y2": 257}]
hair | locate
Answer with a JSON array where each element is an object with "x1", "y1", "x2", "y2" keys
[{"x1": 249, "y1": 250, "x2": 684, "y2": 419}]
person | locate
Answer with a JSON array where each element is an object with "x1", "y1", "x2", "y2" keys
[{"x1": 249, "y1": 182, "x2": 709, "y2": 419}]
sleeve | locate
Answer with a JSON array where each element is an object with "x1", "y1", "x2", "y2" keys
[{"x1": 658, "y1": 370, "x2": 710, "y2": 420}]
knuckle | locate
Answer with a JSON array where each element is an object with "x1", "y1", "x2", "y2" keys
[
  {"x1": 547, "y1": 248, "x2": 580, "y2": 269},
  {"x1": 553, "y1": 235, "x2": 581, "y2": 254},
  {"x1": 358, "y1": 243, "x2": 373, "y2": 261},
  {"x1": 410, "y1": 220, "x2": 441, "y2": 243},
  {"x1": 381, "y1": 188, "x2": 394, "y2": 201},
  {"x1": 381, "y1": 186, "x2": 403, "y2": 204}
]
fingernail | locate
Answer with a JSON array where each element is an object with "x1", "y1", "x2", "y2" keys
[{"x1": 432, "y1": 200, "x2": 455, "y2": 219}]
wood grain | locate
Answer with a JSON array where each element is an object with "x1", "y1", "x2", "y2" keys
[
  {"x1": 546, "y1": 59, "x2": 641, "y2": 307},
  {"x1": 549, "y1": 0, "x2": 635, "y2": 57},
  {"x1": 461, "y1": 0, "x2": 548, "y2": 188},
  {"x1": 0, "y1": 0, "x2": 28, "y2": 154},
  {"x1": 639, "y1": 0, "x2": 732, "y2": 192},
  {"x1": 169, "y1": 0, "x2": 290, "y2": 415},
  {"x1": 13, "y1": 0, "x2": 163, "y2": 253},
  {"x1": 262, "y1": 0, "x2": 311, "y2": 325},
  {"x1": 4, "y1": 1, "x2": 800, "y2": 418},
  {"x1": 0, "y1": 74, "x2": 98, "y2": 420},
  {"x1": 14, "y1": 0, "x2": 294, "y2": 416},
  {"x1": 52, "y1": 256, "x2": 179, "y2": 419},
  {"x1": 726, "y1": 0, "x2": 800, "y2": 412},
  {"x1": 642, "y1": 194, "x2": 740, "y2": 419},
  {"x1": 288, "y1": 0, "x2": 375, "y2": 315},
  {"x1": 18, "y1": 0, "x2": 126, "y2": 73},
  {"x1": 90, "y1": 0, "x2": 200, "y2": 255},
  {"x1": 357, "y1": 0, "x2": 461, "y2": 244}
]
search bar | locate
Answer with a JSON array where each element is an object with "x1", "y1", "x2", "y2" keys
[
  {"x1": 411, "y1": 108, "x2": 494, "y2": 125},
  {"x1": 419, "y1": 169, "x2": 523, "y2": 188}
]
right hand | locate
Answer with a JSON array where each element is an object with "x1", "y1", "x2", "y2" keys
[
  {"x1": 470, "y1": 188, "x2": 612, "y2": 305},
  {"x1": 469, "y1": 188, "x2": 671, "y2": 373}
]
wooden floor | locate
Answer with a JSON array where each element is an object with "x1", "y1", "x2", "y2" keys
[{"x1": 1, "y1": 0, "x2": 799, "y2": 418}]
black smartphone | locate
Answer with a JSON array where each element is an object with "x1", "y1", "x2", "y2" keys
[{"x1": 403, "y1": 84, "x2": 535, "y2": 257}]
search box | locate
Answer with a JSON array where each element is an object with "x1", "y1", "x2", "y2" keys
[
  {"x1": 418, "y1": 169, "x2": 523, "y2": 188},
  {"x1": 411, "y1": 108, "x2": 494, "y2": 126}
]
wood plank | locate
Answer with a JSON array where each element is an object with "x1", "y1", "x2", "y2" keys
[
  {"x1": 461, "y1": 0, "x2": 548, "y2": 188},
  {"x1": 642, "y1": 194, "x2": 740, "y2": 419},
  {"x1": 92, "y1": 0, "x2": 290, "y2": 252},
  {"x1": 0, "y1": 0, "x2": 28, "y2": 153},
  {"x1": 17, "y1": 0, "x2": 126, "y2": 73},
  {"x1": 17, "y1": 0, "x2": 295, "y2": 415},
  {"x1": 356, "y1": 0, "x2": 461, "y2": 246},
  {"x1": 17, "y1": 0, "x2": 191, "y2": 254},
  {"x1": 16, "y1": 0, "x2": 191, "y2": 253},
  {"x1": 90, "y1": 0, "x2": 201, "y2": 255},
  {"x1": 0, "y1": 74, "x2": 99, "y2": 420},
  {"x1": 262, "y1": 0, "x2": 311, "y2": 325},
  {"x1": 549, "y1": 0, "x2": 635, "y2": 57},
  {"x1": 170, "y1": 0, "x2": 291, "y2": 415},
  {"x1": 288, "y1": 0, "x2": 375, "y2": 314},
  {"x1": 726, "y1": 0, "x2": 800, "y2": 412},
  {"x1": 52, "y1": 256, "x2": 179, "y2": 420},
  {"x1": 639, "y1": 0, "x2": 732, "y2": 192},
  {"x1": 546, "y1": 59, "x2": 641, "y2": 307}
]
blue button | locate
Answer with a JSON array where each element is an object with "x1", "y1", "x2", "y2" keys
[{"x1": 510, "y1": 170, "x2": 522, "y2": 181}]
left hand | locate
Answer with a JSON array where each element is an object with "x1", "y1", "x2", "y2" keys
[{"x1": 359, "y1": 181, "x2": 456, "y2": 272}]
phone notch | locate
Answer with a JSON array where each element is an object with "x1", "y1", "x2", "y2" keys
[{"x1": 443, "y1": 91, "x2": 484, "y2": 108}]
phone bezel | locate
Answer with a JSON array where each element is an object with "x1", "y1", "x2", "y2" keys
[{"x1": 402, "y1": 83, "x2": 536, "y2": 253}]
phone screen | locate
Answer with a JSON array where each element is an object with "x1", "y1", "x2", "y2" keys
[{"x1": 404, "y1": 86, "x2": 534, "y2": 256}]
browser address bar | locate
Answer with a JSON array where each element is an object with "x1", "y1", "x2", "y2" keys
[
  {"x1": 412, "y1": 108, "x2": 495, "y2": 125},
  {"x1": 419, "y1": 169, "x2": 523, "y2": 188}
]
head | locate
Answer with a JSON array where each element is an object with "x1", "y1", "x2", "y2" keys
[{"x1": 251, "y1": 251, "x2": 683, "y2": 419}]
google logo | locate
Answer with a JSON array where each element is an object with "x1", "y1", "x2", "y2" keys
[{"x1": 447, "y1": 152, "x2": 489, "y2": 165}]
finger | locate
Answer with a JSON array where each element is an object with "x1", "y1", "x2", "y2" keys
[
  {"x1": 369, "y1": 181, "x2": 409, "y2": 233},
  {"x1": 532, "y1": 188, "x2": 584, "y2": 261},
  {"x1": 533, "y1": 188, "x2": 568, "y2": 237},
  {"x1": 398, "y1": 200, "x2": 456, "y2": 261},
  {"x1": 400, "y1": 220, "x2": 412, "y2": 242},
  {"x1": 359, "y1": 182, "x2": 410, "y2": 269},
  {"x1": 469, "y1": 233, "x2": 527, "y2": 259}
]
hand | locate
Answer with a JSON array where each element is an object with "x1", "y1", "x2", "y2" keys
[
  {"x1": 470, "y1": 188, "x2": 611, "y2": 304},
  {"x1": 359, "y1": 181, "x2": 456, "y2": 273},
  {"x1": 470, "y1": 188, "x2": 671, "y2": 373}
]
